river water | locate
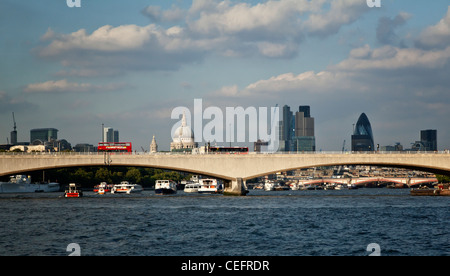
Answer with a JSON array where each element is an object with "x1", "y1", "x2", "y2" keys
[{"x1": 0, "y1": 188, "x2": 448, "y2": 256}]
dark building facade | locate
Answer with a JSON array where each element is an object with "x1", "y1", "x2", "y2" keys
[
  {"x1": 30, "y1": 128, "x2": 58, "y2": 144},
  {"x1": 351, "y1": 113, "x2": 374, "y2": 151},
  {"x1": 421, "y1": 129, "x2": 437, "y2": 151}
]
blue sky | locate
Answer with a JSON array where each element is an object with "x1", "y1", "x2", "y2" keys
[{"x1": 1, "y1": 0, "x2": 450, "y2": 151}]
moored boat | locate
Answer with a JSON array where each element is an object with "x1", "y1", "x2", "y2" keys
[
  {"x1": 64, "y1": 183, "x2": 83, "y2": 198},
  {"x1": 155, "y1": 180, "x2": 177, "y2": 195},
  {"x1": 94, "y1": 182, "x2": 113, "y2": 194},
  {"x1": 198, "y1": 179, "x2": 223, "y2": 194},
  {"x1": 0, "y1": 175, "x2": 60, "y2": 193},
  {"x1": 411, "y1": 184, "x2": 450, "y2": 196},
  {"x1": 184, "y1": 182, "x2": 201, "y2": 193},
  {"x1": 111, "y1": 181, "x2": 143, "y2": 194}
]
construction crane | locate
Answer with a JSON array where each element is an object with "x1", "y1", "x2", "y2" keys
[
  {"x1": 10, "y1": 112, "x2": 18, "y2": 145},
  {"x1": 12, "y1": 112, "x2": 16, "y2": 132}
]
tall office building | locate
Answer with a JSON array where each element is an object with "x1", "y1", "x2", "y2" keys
[
  {"x1": 421, "y1": 129, "x2": 437, "y2": 151},
  {"x1": 113, "y1": 130, "x2": 119, "y2": 143},
  {"x1": 279, "y1": 105, "x2": 294, "y2": 151},
  {"x1": 351, "y1": 113, "x2": 374, "y2": 151},
  {"x1": 293, "y1": 106, "x2": 315, "y2": 152},
  {"x1": 30, "y1": 128, "x2": 58, "y2": 144},
  {"x1": 278, "y1": 105, "x2": 315, "y2": 152},
  {"x1": 103, "y1": 127, "x2": 114, "y2": 142}
]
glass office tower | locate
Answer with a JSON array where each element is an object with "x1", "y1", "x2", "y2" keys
[{"x1": 351, "y1": 113, "x2": 374, "y2": 151}]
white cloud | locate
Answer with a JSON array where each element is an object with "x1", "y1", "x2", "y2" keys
[
  {"x1": 416, "y1": 6, "x2": 450, "y2": 49},
  {"x1": 303, "y1": 0, "x2": 369, "y2": 36},
  {"x1": 333, "y1": 44, "x2": 450, "y2": 71},
  {"x1": 37, "y1": 0, "x2": 372, "y2": 73},
  {"x1": 24, "y1": 79, "x2": 127, "y2": 94}
]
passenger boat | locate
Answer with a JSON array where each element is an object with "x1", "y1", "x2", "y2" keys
[
  {"x1": 111, "y1": 181, "x2": 143, "y2": 194},
  {"x1": 155, "y1": 180, "x2": 177, "y2": 195},
  {"x1": 93, "y1": 182, "x2": 113, "y2": 194},
  {"x1": 198, "y1": 179, "x2": 223, "y2": 194},
  {"x1": 335, "y1": 184, "x2": 347, "y2": 190},
  {"x1": 184, "y1": 182, "x2": 201, "y2": 193},
  {"x1": 0, "y1": 175, "x2": 60, "y2": 193},
  {"x1": 64, "y1": 183, "x2": 83, "y2": 198},
  {"x1": 347, "y1": 183, "x2": 358, "y2": 190}
]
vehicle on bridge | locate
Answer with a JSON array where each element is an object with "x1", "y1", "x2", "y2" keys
[
  {"x1": 98, "y1": 142, "x2": 132, "y2": 153},
  {"x1": 194, "y1": 146, "x2": 249, "y2": 154}
]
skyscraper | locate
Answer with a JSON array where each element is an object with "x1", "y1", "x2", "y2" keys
[
  {"x1": 293, "y1": 106, "x2": 315, "y2": 152},
  {"x1": 421, "y1": 129, "x2": 437, "y2": 151},
  {"x1": 351, "y1": 113, "x2": 374, "y2": 151},
  {"x1": 279, "y1": 105, "x2": 294, "y2": 151},
  {"x1": 278, "y1": 104, "x2": 315, "y2": 152},
  {"x1": 103, "y1": 127, "x2": 113, "y2": 142}
]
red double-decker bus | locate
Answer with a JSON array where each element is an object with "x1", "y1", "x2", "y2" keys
[{"x1": 98, "y1": 142, "x2": 132, "y2": 153}]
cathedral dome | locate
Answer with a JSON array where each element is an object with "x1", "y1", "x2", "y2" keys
[
  {"x1": 171, "y1": 112, "x2": 197, "y2": 151},
  {"x1": 172, "y1": 112, "x2": 194, "y2": 143}
]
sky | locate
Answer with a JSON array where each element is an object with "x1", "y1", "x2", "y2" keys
[{"x1": 1, "y1": 0, "x2": 450, "y2": 151}]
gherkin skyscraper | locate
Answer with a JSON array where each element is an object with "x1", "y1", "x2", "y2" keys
[{"x1": 351, "y1": 113, "x2": 374, "y2": 151}]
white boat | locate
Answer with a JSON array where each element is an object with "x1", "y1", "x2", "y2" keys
[
  {"x1": 348, "y1": 183, "x2": 358, "y2": 190},
  {"x1": 335, "y1": 184, "x2": 347, "y2": 190},
  {"x1": 264, "y1": 180, "x2": 275, "y2": 191},
  {"x1": 0, "y1": 175, "x2": 60, "y2": 193},
  {"x1": 111, "y1": 181, "x2": 143, "y2": 194},
  {"x1": 184, "y1": 182, "x2": 201, "y2": 193},
  {"x1": 198, "y1": 179, "x2": 223, "y2": 194},
  {"x1": 290, "y1": 182, "x2": 300, "y2": 191},
  {"x1": 155, "y1": 180, "x2": 177, "y2": 195}
]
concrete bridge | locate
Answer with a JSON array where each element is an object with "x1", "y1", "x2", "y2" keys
[{"x1": 0, "y1": 152, "x2": 449, "y2": 195}]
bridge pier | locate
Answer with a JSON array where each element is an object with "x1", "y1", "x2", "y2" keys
[{"x1": 224, "y1": 178, "x2": 249, "y2": 196}]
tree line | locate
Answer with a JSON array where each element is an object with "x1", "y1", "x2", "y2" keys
[{"x1": 4, "y1": 167, "x2": 192, "y2": 188}]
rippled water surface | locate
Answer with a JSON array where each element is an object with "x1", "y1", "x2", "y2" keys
[{"x1": 0, "y1": 189, "x2": 448, "y2": 256}]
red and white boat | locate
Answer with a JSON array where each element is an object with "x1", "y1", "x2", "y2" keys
[
  {"x1": 111, "y1": 181, "x2": 143, "y2": 194},
  {"x1": 64, "y1": 183, "x2": 83, "y2": 198},
  {"x1": 94, "y1": 182, "x2": 113, "y2": 194}
]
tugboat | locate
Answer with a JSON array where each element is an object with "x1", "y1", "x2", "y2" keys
[{"x1": 64, "y1": 183, "x2": 83, "y2": 198}]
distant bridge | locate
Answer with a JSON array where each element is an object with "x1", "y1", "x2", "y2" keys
[
  {"x1": 296, "y1": 177, "x2": 438, "y2": 187},
  {"x1": 0, "y1": 152, "x2": 449, "y2": 195}
]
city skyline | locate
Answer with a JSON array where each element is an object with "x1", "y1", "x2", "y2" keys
[{"x1": 1, "y1": 1, "x2": 450, "y2": 151}]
